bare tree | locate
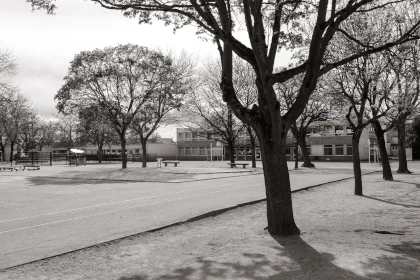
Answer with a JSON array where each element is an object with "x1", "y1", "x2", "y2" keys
[
  {"x1": 0, "y1": 89, "x2": 31, "y2": 162},
  {"x1": 130, "y1": 53, "x2": 193, "y2": 167},
  {"x1": 0, "y1": 48, "x2": 17, "y2": 96},
  {"x1": 54, "y1": 112, "x2": 80, "y2": 151},
  {"x1": 56, "y1": 44, "x2": 175, "y2": 169},
  {"x1": 78, "y1": 106, "x2": 117, "y2": 163},
  {"x1": 278, "y1": 75, "x2": 331, "y2": 168},
  {"x1": 329, "y1": 51, "x2": 396, "y2": 194},
  {"x1": 387, "y1": 42, "x2": 420, "y2": 174}
]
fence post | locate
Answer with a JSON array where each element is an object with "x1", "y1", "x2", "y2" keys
[{"x1": 50, "y1": 152, "x2": 52, "y2": 166}]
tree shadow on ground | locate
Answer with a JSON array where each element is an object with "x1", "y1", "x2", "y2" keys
[
  {"x1": 362, "y1": 195, "x2": 420, "y2": 209},
  {"x1": 117, "y1": 235, "x2": 420, "y2": 280},
  {"x1": 119, "y1": 275, "x2": 149, "y2": 280},
  {"x1": 27, "y1": 176, "x2": 134, "y2": 186},
  {"x1": 118, "y1": 235, "x2": 369, "y2": 280},
  {"x1": 361, "y1": 242, "x2": 420, "y2": 279}
]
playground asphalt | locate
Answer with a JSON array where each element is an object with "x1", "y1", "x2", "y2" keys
[{"x1": 0, "y1": 161, "x2": 382, "y2": 269}]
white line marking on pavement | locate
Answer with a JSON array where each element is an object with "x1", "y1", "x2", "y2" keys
[
  {"x1": 0, "y1": 179, "x2": 262, "y2": 223},
  {"x1": 0, "y1": 184, "x2": 261, "y2": 234}
]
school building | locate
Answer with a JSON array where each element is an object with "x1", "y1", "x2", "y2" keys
[{"x1": 176, "y1": 124, "x2": 413, "y2": 162}]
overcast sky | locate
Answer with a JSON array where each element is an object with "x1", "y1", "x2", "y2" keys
[
  {"x1": 0, "y1": 0, "x2": 217, "y2": 114},
  {"x1": 0, "y1": 0, "x2": 291, "y2": 139}
]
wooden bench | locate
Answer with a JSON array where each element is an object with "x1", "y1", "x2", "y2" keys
[
  {"x1": 24, "y1": 165, "x2": 40, "y2": 171},
  {"x1": 162, "y1": 160, "x2": 180, "y2": 167},
  {"x1": 0, "y1": 167, "x2": 15, "y2": 171},
  {"x1": 0, "y1": 166, "x2": 25, "y2": 171},
  {"x1": 227, "y1": 163, "x2": 249, "y2": 168}
]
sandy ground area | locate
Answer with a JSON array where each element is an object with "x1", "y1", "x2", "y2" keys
[{"x1": 1, "y1": 170, "x2": 419, "y2": 280}]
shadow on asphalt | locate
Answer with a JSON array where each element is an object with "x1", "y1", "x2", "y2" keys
[
  {"x1": 117, "y1": 235, "x2": 420, "y2": 279},
  {"x1": 27, "y1": 176, "x2": 135, "y2": 186}
]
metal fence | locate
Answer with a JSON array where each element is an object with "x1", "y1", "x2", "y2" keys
[
  {"x1": 12, "y1": 151, "x2": 158, "y2": 166},
  {"x1": 85, "y1": 153, "x2": 158, "y2": 163}
]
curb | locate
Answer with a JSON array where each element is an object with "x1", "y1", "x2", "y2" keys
[{"x1": 0, "y1": 170, "x2": 379, "y2": 271}]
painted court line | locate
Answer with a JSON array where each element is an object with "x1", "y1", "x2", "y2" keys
[
  {"x1": 0, "y1": 179, "x2": 262, "y2": 224},
  {"x1": 0, "y1": 184, "x2": 261, "y2": 234}
]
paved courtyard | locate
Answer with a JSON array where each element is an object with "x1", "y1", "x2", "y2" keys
[{"x1": 0, "y1": 160, "x2": 400, "y2": 269}]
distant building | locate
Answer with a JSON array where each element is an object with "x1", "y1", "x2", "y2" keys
[
  {"x1": 42, "y1": 142, "x2": 178, "y2": 160},
  {"x1": 176, "y1": 124, "x2": 413, "y2": 162}
]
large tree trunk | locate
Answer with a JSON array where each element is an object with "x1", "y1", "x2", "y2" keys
[
  {"x1": 141, "y1": 139, "x2": 147, "y2": 168},
  {"x1": 228, "y1": 143, "x2": 235, "y2": 164},
  {"x1": 396, "y1": 119, "x2": 411, "y2": 173},
  {"x1": 352, "y1": 132, "x2": 363, "y2": 196},
  {"x1": 9, "y1": 141, "x2": 15, "y2": 163},
  {"x1": 260, "y1": 132, "x2": 300, "y2": 236},
  {"x1": 372, "y1": 121, "x2": 393, "y2": 180},
  {"x1": 294, "y1": 141, "x2": 299, "y2": 169},
  {"x1": 247, "y1": 126, "x2": 257, "y2": 168},
  {"x1": 120, "y1": 134, "x2": 127, "y2": 169},
  {"x1": 298, "y1": 134, "x2": 315, "y2": 168},
  {"x1": 220, "y1": 33, "x2": 298, "y2": 235},
  {"x1": 0, "y1": 145, "x2": 5, "y2": 162},
  {"x1": 97, "y1": 145, "x2": 103, "y2": 164}
]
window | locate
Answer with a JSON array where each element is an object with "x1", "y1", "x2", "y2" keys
[
  {"x1": 335, "y1": 125, "x2": 344, "y2": 136},
  {"x1": 238, "y1": 148, "x2": 245, "y2": 156},
  {"x1": 286, "y1": 146, "x2": 291, "y2": 155},
  {"x1": 185, "y1": 147, "x2": 191, "y2": 155},
  {"x1": 185, "y1": 132, "x2": 192, "y2": 141},
  {"x1": 306, "y1": 147, "x2": 311, "y2": 156},
  {"x1": 347, "y1": 145, "x2": 353, "y2": 156},
  {"x1": 247, "y1": 148, "x2": 252, "y2": 156},
  {"x1": 192, "y1": 147, "x2": 199, "y2": 156},
  {"x1": 199, "y1": 147, "x2": 206, "y2": 155},
  {"x1": 346, "y1": 127, "x2": 353, "y2": 135},
  {"x1": 134, "y1": 149, "x2": 140, "y2": 154},
  {"x1": 335, "y1": 145, "x2": 344, "y2": 156},
  {"x1": 178, "y1": 148, "x2": 185, "y2": 156},
  {"x1": 256, "y1": 148, "x2": 261, "y2": 160},
  {"x1": 324, "y1": 145, "x2": 333, "y2": 156},
  {"x1": 178, "y1": 133, "x2": 185, "y2": 142}
]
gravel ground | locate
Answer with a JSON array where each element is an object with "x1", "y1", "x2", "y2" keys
[{"x1": 1, "y1": 170, "x2": 419, "y2": 280}]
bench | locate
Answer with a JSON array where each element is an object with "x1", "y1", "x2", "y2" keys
[
  {"x1": 24, "y1": 165, "x2": 40, "y2": 171},
  {"x1": 162, "y1": 160, "x2": 180, "y2": 167},
  {"x1": 227, "y1": 163, "x2": 249, "y2": 168},
  {"x1": 0, "y1": 166, "x2": 24, "y2": 171}
]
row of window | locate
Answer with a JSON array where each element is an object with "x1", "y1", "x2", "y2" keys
[
  {"x1": 84, "y1": 149, "x2": 142, "y2": 155},
  {"x1": 178, "y1": 147, "x2": 208, "y2": 156},
  {"x1": 178, "y1": 131, "x2": 250, "y2": 142},
  {"x1": 178, "y1": 132, "x2": 209, "y2": 142},
  {"x1": 324, "y1": 145, "x2": 352, "y2": 156}
]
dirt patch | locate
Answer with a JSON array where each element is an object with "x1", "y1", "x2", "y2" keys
[{"x1": 2, "y1": 173, "x2": 420, "y2": 279}]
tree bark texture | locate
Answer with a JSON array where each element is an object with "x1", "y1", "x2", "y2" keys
[
  {"x1": 220, "y1": 38, "x2": 299, "y2": 235},
  {"x1": 228, "y1": 143, "x2": 235, "y2": 163},
  {"x1": 141, "y1": 140, "x2": 148, "y2": 168},
  {"x1": 120, "y1": 135, "x2": 127, "y2": 169},
  {"x1": 247, "y1": 126, "x2": 257, "y2": 168},
  {"x1": 352, "y1": 133, "x2": 363, "y2": 196},
  {"x1": 98, "y1": 145, "x2": 103, "y2": 164},
  {"x1": 260, "y1": 134, "x2": 300, "y2": 236},
  {"x1": 294, "y1": 141, "x2": 299, "y2": 169},
  {"x1": 0, "y1": 146, "x2": 5, "y2": 162},
  {"x1": 372, "y1": 121, "x2": 393, "y2": 180},
  {"x1": 298, "y1": 134, "x2": 315, "y2": 168},
  {"x1": 9, "y1": 141, "x2": 14, "y2": 163},
  {"x1": 396, "y1": 119, "x2": 411, "y2": 173}
]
